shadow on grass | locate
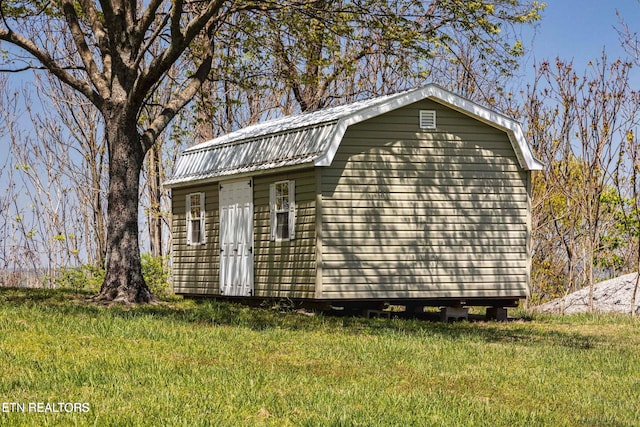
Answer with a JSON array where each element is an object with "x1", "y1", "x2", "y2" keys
[{"x1": 0, "y1": 287, "x2": 601, "y2": 350}]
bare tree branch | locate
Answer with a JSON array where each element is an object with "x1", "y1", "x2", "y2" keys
[
  {"x1": 60, "y1": 0, "x2": 110, "y2": 98},
  {"x1": 132, "y1": 0, "x2": 225, "y2": 114},
  {"x1": 141, "y1": 47, "x2": 213, "y2": 151},
  {"x1": 150, "y1": 0, "x2": 223, "y2": 71},
  {"x1": 132, "y1": 0, "x2": 165, "y2": 49},
  {"x1": 0, "y1": 29, "x2": 102, "y2": 107}
]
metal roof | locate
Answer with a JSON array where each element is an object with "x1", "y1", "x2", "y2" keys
[{"x1": 165, "y1": 84, "x2": 543, "y2": 187}]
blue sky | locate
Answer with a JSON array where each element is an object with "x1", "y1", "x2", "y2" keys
[{"x1": 523, "y1": 1, "x2": 638, "y2": 75}]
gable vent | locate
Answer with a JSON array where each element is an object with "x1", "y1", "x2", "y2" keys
[{"x1": 419, "y1": 110, "x2": 436, "y2": 129}]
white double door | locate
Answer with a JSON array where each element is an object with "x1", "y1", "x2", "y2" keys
[{"x1": 219, "y1": 179, "x2": 254, "y2": 296}]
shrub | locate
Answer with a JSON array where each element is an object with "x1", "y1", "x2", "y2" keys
[
  {"x1": 54, "y1": 264, "x2": 105, "y2": 293},
  {"x1": 54, "y1": 254, "x2": 174, "y2": 300},
  {"x1": 141, "y1": 253, "x2": 173, "y2": 300}
]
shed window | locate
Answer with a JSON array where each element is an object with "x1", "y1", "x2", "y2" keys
[
  {"x1": 186, "y1": 192, "x2": 205, "y2": 245},
  {"x1": 420, "y1": 110, "x2": 436, "y2": 129},
  {"x1": 270, "y1": 180, "x2": 295, "y2": 241}
]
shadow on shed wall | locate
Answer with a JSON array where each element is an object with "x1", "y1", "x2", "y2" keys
[{"x1": 319, "y1": 99, "x2": 529, "y2": 300}]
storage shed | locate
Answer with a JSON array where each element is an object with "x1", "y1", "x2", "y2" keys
[{"x1": 165, "y1": 84, "x2": 543, "y2": 312}]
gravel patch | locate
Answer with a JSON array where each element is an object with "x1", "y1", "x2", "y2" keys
[{"x1": 534, "y1": 272, "x2": 640, "y2": 315}]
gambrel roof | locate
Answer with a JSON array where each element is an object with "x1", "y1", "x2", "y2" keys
[{"x1": 165, "y1": 84, "x2": 543, "y2": 187}]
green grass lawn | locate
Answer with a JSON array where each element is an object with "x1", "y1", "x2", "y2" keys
[{"x1": 0, "y1": 288, "x2": 639, "y2": 426}]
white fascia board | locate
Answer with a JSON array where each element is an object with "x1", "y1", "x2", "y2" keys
[
  {"x1": 508, "y1": 125, "x2": 545, "y2": 171},
  {"x1": 314, "y1": 122, "x2": 348, "y2": 167},
  {"x1": 315, "y1": 84, "x2": 544, "y2": 171}
]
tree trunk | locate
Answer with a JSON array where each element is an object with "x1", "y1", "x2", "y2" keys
[
  {"x1": 95, "y1": 115, "x2": 155, "y2": 304},
  {"x1": 147, "y1": 143, "x2": 163, "y2": 258}
]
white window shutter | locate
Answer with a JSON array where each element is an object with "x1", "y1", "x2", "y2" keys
[
  {"x1": 288, "y1": 180, "x2": 296, "y2": 240},
  {"x1": 269, "y1": 183, "x2": 276, "y2": 241},
  {"x1": 199, "y1": 192, "x2": 205, "y2": 244},
  {"x1": 186, "y1": 194, "x2": 193, "y2": 245}
]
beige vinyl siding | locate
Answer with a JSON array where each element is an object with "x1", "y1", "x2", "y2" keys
[
  {"x1": 171, "y1": 185, "x2": 219, "y2": 294},
  {"x1": 253, "y1": 170, "x2": 316, "y2": 298},
  {"x1": 320, "y1": 99, "x2": 530, "y2": 300}
]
